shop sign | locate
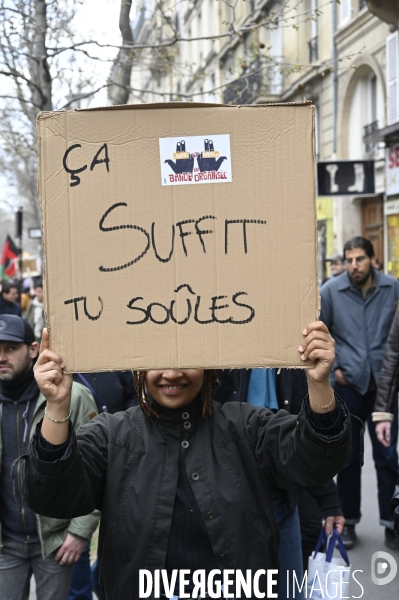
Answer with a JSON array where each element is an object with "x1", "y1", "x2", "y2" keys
[
  {"x1": 386, "y1": 144, "x2": 399, "y2": 197},
  {"x1": 317, "y1": 160, "x2": 375, "y2": 196}
]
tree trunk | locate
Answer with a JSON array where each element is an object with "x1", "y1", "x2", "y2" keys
[
  {"x1": 108, "y1": 0, "x2": 134, "y2": 105},
  {"x1": 31, "y1": 0, "x2": 52, "y2": 111}
]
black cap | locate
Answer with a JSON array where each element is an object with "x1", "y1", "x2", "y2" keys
[
  {"x1": 326, "y1": 254, "x2": 344, "y2": 262},
  {"x1": 0, "y1": 315, "x2": 35, "y2": 344}
]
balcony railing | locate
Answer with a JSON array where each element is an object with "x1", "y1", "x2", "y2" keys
[
  {"x1": 308, "y1": 37, "x2": 318, "y2": 63},
  {"x1": 222, "y1": 59, "x2": 283, "y2": 105},
  {"x1": 363, "y1": 120, "x2": 379, "y2": 154}
]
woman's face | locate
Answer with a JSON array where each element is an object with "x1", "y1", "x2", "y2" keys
[{"x1": 145, "y1": 369, "x2": 205, "y2": 409}]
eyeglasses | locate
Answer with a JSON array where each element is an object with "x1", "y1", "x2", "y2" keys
[{"x1": 344, "y1": 256, "x2": 367, "y2": 265}]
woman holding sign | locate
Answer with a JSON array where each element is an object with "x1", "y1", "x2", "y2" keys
[{"x1": 19, "y1": 322, "x2": 350, "y2": 600}]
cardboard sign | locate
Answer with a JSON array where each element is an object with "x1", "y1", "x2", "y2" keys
[{"x1": 38, "y1": 102, "x2": 318, "y2": 372}]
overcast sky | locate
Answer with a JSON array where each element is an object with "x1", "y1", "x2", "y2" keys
[{"x1": 75, "y1": 0, "x2": 126, "y2": 106}]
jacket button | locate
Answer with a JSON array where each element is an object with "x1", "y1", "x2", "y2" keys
[
  {"x1": 181, "y1": 441, "x2": 189, "y2": 448},
  {"x1": 207, "y1": 512, "x2": 213, "y2": 519},
  {"x1": 220, "y1": 554, "x2": 226, "y2": 559},
  {"x1": 184, "y1": 421, "x2": 191, "y2": 429},
  {"x1": 233, "y1": 391, "x2": 237, "y2": 394},
  {"x1": 182, "y1": 412, "x2": 190, "y2": 419},
  {"x1": 192, "y1": 472, "x2": 199, "y2": 480},
  {"x1": 284, "y1": 400, "x2": 289, "y2": 405}
]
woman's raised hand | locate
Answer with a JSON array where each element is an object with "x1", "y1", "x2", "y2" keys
[
  {"x1": 299, "y1": 321, "x2": 336, "y2": 413},
  {"x1": 34, "y1": 329, "x2": 72, "y2": 406},
  {"x1": 299, "y1": 321, "x2": 335, "y2": 384}
]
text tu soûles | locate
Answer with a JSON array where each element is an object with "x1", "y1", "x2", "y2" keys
[{"x1": 64, "y1": 284, "x2": 255, "y2": 327}]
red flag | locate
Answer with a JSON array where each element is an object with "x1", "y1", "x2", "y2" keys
[{"x1": 0, "y1": 235, "x2": 19, "y2": 279}]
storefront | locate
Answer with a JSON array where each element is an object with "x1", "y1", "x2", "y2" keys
[
  {"x1": 317, "y1": 197, "x2": 334, "y2": 282},
  {"x1": 385, "y1": 142, "x2": 399, "y2": 278}
]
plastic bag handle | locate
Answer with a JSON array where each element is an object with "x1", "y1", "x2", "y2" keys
[
  {"x1": 325, "y1": 529, "x2": 350, "y2": 565},
  {"x1": 312, "y1": 527, "x2": 328, "y2": 559}
]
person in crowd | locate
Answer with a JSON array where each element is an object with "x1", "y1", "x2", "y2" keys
[
  {"x1": 69, "y1": 371, "x2": 137, "y2": 600},
  {"x1": 0, "y1": 315, "x2": 100, "y2": 600},
  {"x1": 25, "y1": 280, "x2": 45, "y2": 343},
  {"x1": 20, "y1": 285, "x2": 32, "y2": 317},
  {"x1": 73, "y1": 371, "x2": 137, "y2": 415},
  {"x1": 320, "y1": 236, "x2": 399, "y2": 550},
  {"x1": 19, "y1": 322, "x2": 351, "y2": 600},
  {"x1": 325, "y1": 254, "x2": 346, "y2": 279},
  {"x1": 392, "y1": 478, "x2": 399, "y2": 537},
  {"x1": 0, "y1": 280, "x2": 21, "y2": 316},
  {"x1": 215, "y1": 368, "x2": 345, "y2": 581},
  {"x1": 373, "y1": 302, "x2": 399, "y2": 450},
  {"x1": 373, "y1": 301, "x2": 399, "y2": 545}
]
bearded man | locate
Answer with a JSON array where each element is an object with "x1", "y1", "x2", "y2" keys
[{"x1": 320, "y1": 236, "x2": 399, "y2": 551}]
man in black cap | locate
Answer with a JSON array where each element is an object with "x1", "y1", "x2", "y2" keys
[
  {"x1": 326, "y1": 254, "x2": 346, "y2": 278},
  {"x1": 0, "y1": 315, "x2": 99, "y2": 600}
]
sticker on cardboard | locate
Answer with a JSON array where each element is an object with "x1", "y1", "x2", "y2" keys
[{"x1": 159, "y1": 134, "x2": 232, "y2": 186}]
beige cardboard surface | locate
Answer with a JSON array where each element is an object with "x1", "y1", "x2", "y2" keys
[{"x1": 38, "y1": 102, "x2": 318, "y2": 372}]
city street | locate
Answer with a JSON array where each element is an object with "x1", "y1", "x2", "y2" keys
[{"x1": 28, "y1": 427, "x2": 399, "y2": 599}]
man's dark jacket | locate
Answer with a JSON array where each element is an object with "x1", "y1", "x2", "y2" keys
[
  {"x1": 21, "y1": 400, "x2": 351, "y2": 600},
  {"x1": 72, "y1": 371, "x2": 138, "y2": 414},
  {"x1": 0, "y1": 296, "x2": 21, "y2": 316},
  {"x1": 374, "y1": 304, "x2": 399, "y2": 422},
  {"x1": 214, "y1": 369, "x2": 342, "y2": 517}
]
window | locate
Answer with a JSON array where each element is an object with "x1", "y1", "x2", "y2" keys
[
  {"x1": 308, "y1": 0, "x2": 318, "y2": 63},
  {"x1": 224, "y1": 59, "x2": 234, "y2": 82},
  {"x1": 387, "y1": 31, "x2": 399, "y2": 126},
  {"x1": 314, "y1": 102, "x2": 320, "y2": 159},
  {"x1": 311, "y1": 0, "x2": 317, "y2": 39},
  {"x1": 340, "y1": 0, "x2": 351, "y2": 25},
  {"x1": 368, "y1": 74, "x2": 377, "y2": 124},
  {"x1": 210, "y1": 73, "x2": 216, "y2": 101},
  {"x1": 270, "y1": 2, "x2": 283, "y2": 94}
]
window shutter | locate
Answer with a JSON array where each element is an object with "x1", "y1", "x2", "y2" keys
[
  {"x1": 340, "y1": 0, "x2": 351, "y2": 25},
  {"x1": 386, "y1": 31, "x2": 399, "y2": 126}
]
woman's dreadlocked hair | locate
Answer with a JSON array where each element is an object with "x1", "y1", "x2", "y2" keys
[{"x1": 133, "y1": 370, "x2": 220, "y2": 419}]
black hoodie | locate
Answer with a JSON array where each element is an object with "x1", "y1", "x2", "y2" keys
[{"x1": 0, "y1": 367, "x2": 40, "y2": 543}]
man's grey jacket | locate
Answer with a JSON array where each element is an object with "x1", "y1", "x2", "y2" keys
[{"x1": 320, "y1": 270, "x2": 399, "y2": 395}]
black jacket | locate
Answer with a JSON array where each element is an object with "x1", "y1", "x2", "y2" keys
[
  {"x1": 0, "y1": 296, "x2": 21, "y2": 316},
  {"x1": 214, "y1": 369, "x2": 308, "y2": 414},
  {"x1": 21, "y1": 399, "x2": 351, "y2": 600},
  {"x1": 374, "y1": 304, "x2": 399, "y2": 422},
  {"x1": 214, "y1": 369, "x2": 341, "y2": 516},
  {"x1": 72, "y1": 372, "x2": 137, "y2": 414}
]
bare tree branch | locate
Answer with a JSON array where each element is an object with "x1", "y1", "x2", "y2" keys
[{"x1": 108, "y1": 0, "x2": 134, "y2": 105}]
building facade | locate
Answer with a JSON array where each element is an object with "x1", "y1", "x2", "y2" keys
[{"x1": 131, "y1": 0, "x2": 399, "y2": 277}]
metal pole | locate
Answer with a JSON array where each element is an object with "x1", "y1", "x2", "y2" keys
[
  {"x1": 15, "y1": 206, "x2": 23, "y2": 282},
  {"x1": 332, "y1": 1, "x2": 338, "y2": 157}
]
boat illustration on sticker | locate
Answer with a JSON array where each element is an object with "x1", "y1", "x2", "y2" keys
[{"x1": 159, "y1": 134, "x2": 232, "y2": 186}]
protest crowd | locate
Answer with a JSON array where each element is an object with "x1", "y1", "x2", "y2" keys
[{"x1": 0, "y1": 2, "x2": 399, "y2": 594}]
